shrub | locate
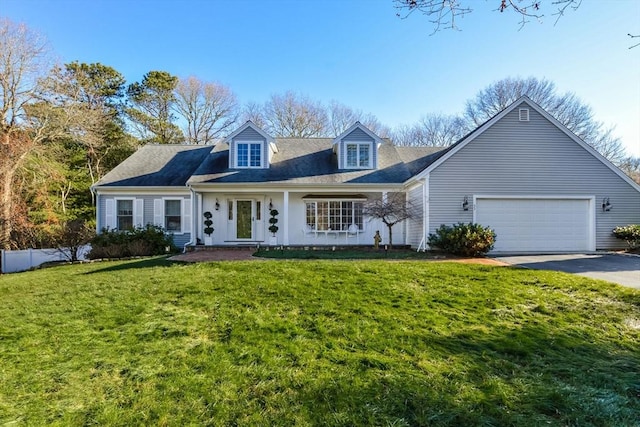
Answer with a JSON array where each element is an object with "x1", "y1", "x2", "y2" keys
[
  {"x1": 612, "y1": 224, "x2": 640, "y2": 249},
  {"x1": 88, "y1": 225, "x2": 176, "y2": 259},
  {"x1": 428, "y1": 222, "x2": 496, "y2": 257}
]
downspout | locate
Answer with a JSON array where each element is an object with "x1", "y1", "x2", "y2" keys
[{"x1": 90, "y1": 185, "x2": 99, "y2": 233}]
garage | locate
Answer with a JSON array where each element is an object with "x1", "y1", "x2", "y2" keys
[{"x1": 475, "y1": 197, "x2": 595, "y2": 253}]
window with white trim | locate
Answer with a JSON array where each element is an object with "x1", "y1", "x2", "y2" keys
[
  {"x1": 345, "y1": 142, "x2": 371, "y2": 168},
  {"x1": 164, "y1": 199, "x2": 182, "y2": 232},
  {"x1": 305, "y1": 201, "x2": 364, "y2": 231},
  {"x1": 117, "y1": 199, "x2": 133, "y2": 230},
  {"x1": 236, "y1": 142, "x2": 262, "y2": 168}
]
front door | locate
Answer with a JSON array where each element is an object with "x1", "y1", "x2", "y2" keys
[{"x1": 236, "y1": 200, "x2": 253, "y2": 239}]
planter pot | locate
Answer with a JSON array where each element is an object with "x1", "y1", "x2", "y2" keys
[
  {"x1": 269, "y1": 236, "x2": 278, "y2": 246},
  {"x1": 204, "y1": 235, "x2": 213, "y2": 246}
]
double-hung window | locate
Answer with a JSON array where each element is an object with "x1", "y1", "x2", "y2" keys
[
  {"x1": 117, "y1": 199, "x2": 133, "y2": 230},
  {"x1": 345, "y1": 143, "x2": 371, "y2": 168},
  {"x1": 164, "y1": 199, "x2": 182, "y2": 232},
  {"x1": 305, "y1": 200, "x2": 364, "y2": 231},
  {"x1": 237, "y1": 142, "x2": 262, "y2": 168}
]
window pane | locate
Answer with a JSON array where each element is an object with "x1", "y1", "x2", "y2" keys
[
  {"x1": 346, "y1": 144, "x2": 357, "y2": 167},
  {"x1": 165, "y1": 200, "x2": 181, "y2": 216},
  {"x1": 305, "y1": 202, "x2": 316, "y2": 229},
  {"x1": 329, "y1": 201, "x2": 341, "y2": 230},
  {"x1": 359, "y1": 145, "x2": 369, "y2": 167},
  {"x1": 317, "y1": 201, "x2": 329, "y2": 230},
  {"x1": 354, "y1": 202, "x2": 364, "y2": 230},
  {"x1": 256, "y1": 201, "x2": 262, "y2": 221},
  {"x1": 250, "y1": 143, "x2": 261, "y2": 167},
  {"x1": 118, "y1": 216, "x2": 133, "y2": 230},
  {"x1": 165, "y1": 200, "x2": 181, "y2": 231},
  {"x1": 117, "y1": 200, "x2": 133, "y2": 230},
  {"x1": 237, "y1": 143, "x2": 248, "y2": 167},
  {"x1": 228, "y1": 199, "x2": 233, "y2": 220},
  {"x1": 117, "y1": 199, "x2": 133, "y2": 215}
]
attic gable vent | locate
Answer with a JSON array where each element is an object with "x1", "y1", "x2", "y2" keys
[{"x1": 519, "y1": 108, "x2": 530, "y2": 122}]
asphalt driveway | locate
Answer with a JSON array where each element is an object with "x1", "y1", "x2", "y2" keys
[{"x1": 493, "y1": 253, "x2": 640, "y2": 289}]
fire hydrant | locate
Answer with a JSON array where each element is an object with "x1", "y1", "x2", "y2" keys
[{"x1": 373, "y1": 230, "x2": 382, "y2": 249}]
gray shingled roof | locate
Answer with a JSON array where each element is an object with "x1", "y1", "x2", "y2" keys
[
  {"x1": 188, "y1": 139, "x2": 439, "y2": 185},
  {"x1": 94, "y1": 139, "x2": 448, "y2": 188},
  {"x1": 94, "y1": 144, "x2": 212, "y2": 187}
]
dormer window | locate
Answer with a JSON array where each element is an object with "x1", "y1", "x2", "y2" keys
[
  {"x1": 237, "y1": 142, "x2": 262, "y2": 168},
  {"x1": 333, "y1": 122, "x2": 381, "y2": 170},
  {"x1": 346, "y1": 142, "x2": 371, "y2": 168}
]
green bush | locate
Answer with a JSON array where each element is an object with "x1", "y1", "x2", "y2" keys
[
  {"x1": 88, "y1": 225, "x2": 176, "y2": 259},
  {"x1": 428, "y1": 222, "x2": 496, "y2": 257},
  {"x1": 612, "y1": 224, "x2": 640, "y2": 249}
]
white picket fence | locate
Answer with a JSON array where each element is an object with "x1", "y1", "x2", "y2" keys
[{"x1": 1, "y1": 245, "x2": 91, "y2": 274}]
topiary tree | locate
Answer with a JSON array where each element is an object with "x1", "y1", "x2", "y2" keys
[
  {"x1": 203, "y1": 211, "x2": 214, "y2": 237},
  {"x1": 268, "y1": 209, "x2": 279, "y2": 236}
]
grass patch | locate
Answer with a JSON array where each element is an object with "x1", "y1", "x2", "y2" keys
[{"x1": 1, "y1": 257, "x2": 639, "y2": 426}]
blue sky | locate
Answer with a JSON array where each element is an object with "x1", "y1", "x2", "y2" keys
[{"x1": 3, "y1": 0, "x2": 639, "y2": 155}]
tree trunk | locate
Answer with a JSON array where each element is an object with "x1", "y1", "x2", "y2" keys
[
  {"x1": 0, "y1": 167, "x2": 15, "y2": 250},
  {"x1": 387, "y1": 225, "x2": 393, "y2": 250}
]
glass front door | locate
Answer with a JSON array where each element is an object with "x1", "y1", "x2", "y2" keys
[{"x1": 236, "y1": 200, "x2": 253, "y2": 239}]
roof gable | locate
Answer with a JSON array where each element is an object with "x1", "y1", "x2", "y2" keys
[
  {"x1": 332, "y1": 122, "x2": 383, "y2": 145},
  {"x1": 224, "y1": 121, "x2": 274, "y2": 145},
  {"x1": 409, "y1": 96, "x2": 640, "y2": 193}
]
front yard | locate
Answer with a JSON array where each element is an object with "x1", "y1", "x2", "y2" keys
[{"x1": 1, "y1": 257, "x2": 638, "y2": 426}]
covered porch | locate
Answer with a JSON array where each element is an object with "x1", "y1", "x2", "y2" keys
[{"x1": 188, "y1": 187, "x2": 407, "y2": 248}]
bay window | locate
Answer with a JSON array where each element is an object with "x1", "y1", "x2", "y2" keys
[{"x1": 305, "y1": 200, "x2": 364, "y2": 231}]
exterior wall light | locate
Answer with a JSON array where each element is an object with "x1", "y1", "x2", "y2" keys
[
  {"x1": 462, "y1": 196, "x2": 469, "y2": 211},
  {"x1": 602, "y1": 197, "x2": 611, "y2": 212},
  {"x1": 269, "y1": 198, "x2": 273, "y2": 210},
  {"x1": 215, "y1": 198, "x2": 220, "y2": 211}
]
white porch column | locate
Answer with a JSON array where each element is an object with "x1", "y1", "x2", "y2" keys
[
  {"x1": 283, "y1": 191, "x2": 289, "y2": 245},
  {"x1": 190, "y1": 188, "x2": 197, "y2": 241},
  {"x1": 423, "y1": 176, "x2": 429, "y2": 250}
]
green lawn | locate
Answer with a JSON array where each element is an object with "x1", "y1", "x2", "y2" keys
[{"x1": 1, "y1": 257, "x2": 639, "y2": 426}]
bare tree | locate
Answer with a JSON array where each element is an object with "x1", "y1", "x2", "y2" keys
[
  {"x1": 394, "y1": 0, "x2": 581, "y2": 32},
  {"x1": 363, "y1": 192, "x2": 417, "y2": 249},
  {"x1": 327, "y1": 100, "x2": 390, "y2": 137},
  {"x1": 174, "y1": 76, "x2": 238, "y2": 144},
  {"x1": 261, "y1": 91, "x2": 328, "y2": 138},
  {"x1": 241, "y1": 101, "x2": 268, "y2": 129},
  {"x1": 0, "y1": 19, "x2": 50, "y2": 249},
  {"x1": 618, "y1": 156, "x2": 640, "y2": 184},
  {"x1": 464, "y1": 76, "x2": 627, "y2": 164},
  {"x1": 392, "y1": 113, "x2": 468, "y2": 147}
]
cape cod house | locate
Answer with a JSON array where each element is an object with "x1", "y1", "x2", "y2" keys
[{"x1": 93, "y1": 97, "x2": 640, "y2": 253}]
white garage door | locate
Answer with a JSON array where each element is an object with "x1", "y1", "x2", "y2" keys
[{"x1": 475, "y1": 198, "x2": 593, "y2": 252}]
